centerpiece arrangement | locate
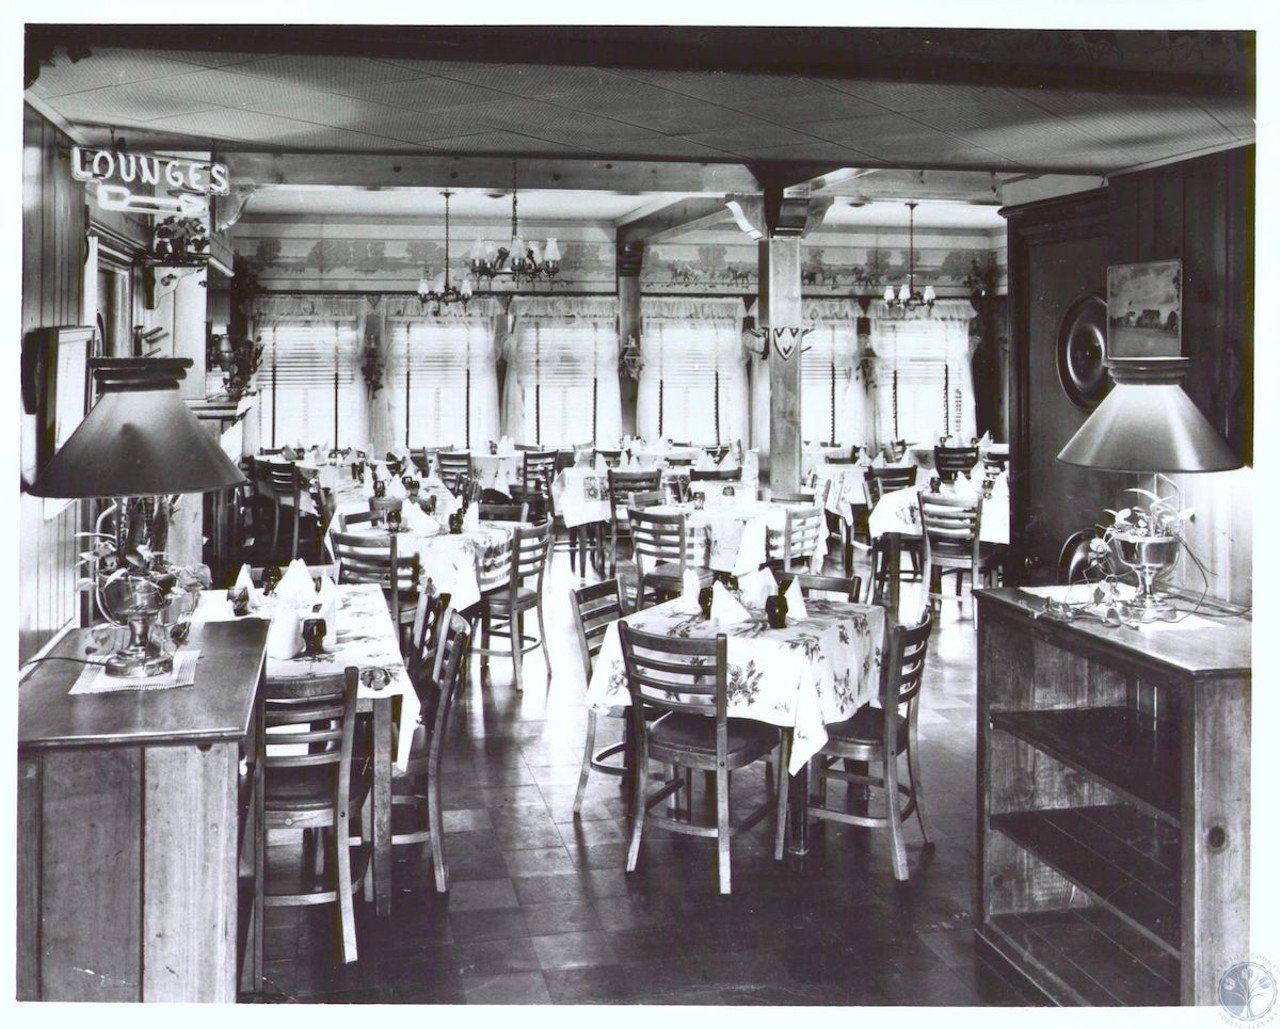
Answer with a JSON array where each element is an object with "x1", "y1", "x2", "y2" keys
[{"x1": 77, "y1": 497, "x2": 211, "y2": 676}]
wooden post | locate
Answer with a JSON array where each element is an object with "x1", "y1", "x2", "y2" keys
[
  {"x1": 617, "y1": 242, "x2": 643, "y2": 438},
  {"x1": 758, "y1": 187, "x2": 807, "y2": 493}
]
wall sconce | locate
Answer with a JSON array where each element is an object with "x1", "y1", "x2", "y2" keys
[
  {"x1": 743, "y1": 325, "x2": 814, "y2": 361},
  {"x1": 619, "y1": 335, "x2": 643, "y2": 379}
]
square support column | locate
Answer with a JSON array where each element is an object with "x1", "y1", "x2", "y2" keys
[{"x1": 759, "y1": 235, "x2": 803, "y2": 493}]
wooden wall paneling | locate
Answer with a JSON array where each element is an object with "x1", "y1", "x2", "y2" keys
[
  {"x1": 17, "y1": 754, "x2": 42, "y2": 1000},
  {"x1": 39, "y1": 747, "x2": 143, "y2": 1001},
  {"x1": 142, "y1": 742, "x2": 240, "y2": 1002},
  {"x1": 1182, "y1": 674, "x2": 1250, "y2": 1003}
]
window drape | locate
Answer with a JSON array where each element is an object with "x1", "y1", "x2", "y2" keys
[
  {"x1": 503, "y1": 296, "x2": 621, "y2": 447},
  {"x1": 252, "y1": 295, "x2": 367, "y2": 448},
  {"x1": 382, "y1": 296, "x2": 501, "y2": 449},
  {"x1": 637, "y1": 297, "x2": 746, "y2": 445},
  {"x1": 867, "y1": 299, "x2": 977, "y2": 447}
]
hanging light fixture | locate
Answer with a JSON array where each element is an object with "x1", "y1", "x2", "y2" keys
[
  {"x1": 882, "y1": 202, "x2": 935, "y2": 311},
  {"x1": 418, "y1": 190, "x2": 473, "y2": 314},
  {"x1": 467, "y1": 159, "x2": 562, "y2": 287}
]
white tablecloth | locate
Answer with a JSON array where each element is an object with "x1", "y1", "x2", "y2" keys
[
  {"x1": 649, "y1": 499, "x2": 828, "y2": 574},
  {"x1": 471, "y1": 453, "x2": 522, "y2": 494},
  {"x1": 801, "y1": 445, "x2": 854, "y2": 480},
  {"x1": 552, "y1": 467, "x2": 611, "y2": 528},
  {"x1": 586, "y1": 597, "x2": 886, "y2": 773},
  {"x1": 194, "y1": 583, "x2": 420, "y2": 770},
  {"x1": 868, "y1": 482, "x2": 1010, "y2": 546},
  {"x1": 330, "y1": 518, "x2": 515, "y2": 612}
]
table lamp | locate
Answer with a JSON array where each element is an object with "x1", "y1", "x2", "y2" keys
[
  {"x1": 1057, "y1": 356, "x2": 1241, "y2": 621},
  {"x1": 28, "y1": 358, "x2": 246, "y2": 675}
]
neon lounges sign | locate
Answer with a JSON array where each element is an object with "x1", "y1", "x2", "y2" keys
[{"x1": 70, "y1": 145, "x2": 230, "y2": 215}]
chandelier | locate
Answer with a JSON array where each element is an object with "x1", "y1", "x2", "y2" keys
[
  {"x1": 882, "y1": 202, "x2": 935, "y2": 311},
  {"x1": 467, "y1": 159, "x2": 562, "y2": 286},
  {"x1": 418, "y1": 190, "x2": 473, "y2": 313}
]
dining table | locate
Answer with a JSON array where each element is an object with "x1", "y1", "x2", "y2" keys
[
  {"x1": 647, "y1": 497, "x2": 829, "y2": 574},
  {"x1": 870, "y1": 476, "x2": 1010, "y2": 612},
  {"x1": 328, "y1": 509, "x2": 516, "y2": 611},
  {"x1": 193, "y1": 581, "x2": 417, "y2": 917},
  {"x1": 585, "y1": 594, "x2": 887, "y2": 854}
]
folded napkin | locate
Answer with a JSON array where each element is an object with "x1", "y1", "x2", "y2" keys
[
  {"x1": 871, "y1": 453, "x2": 886, "y2": 468},
  {"x1": 952, "y1": 471, "x2": 980, "y2": 498},
  {"x1": 362, "y1": 467, "x2": 374, "y2": 492},
  {"x1": 275, "y1": 559, "x2": 315, "y2": 606},
  {"x1": 672, "y1": 568, "x2": 704, "y2": 614},
  {"x1": 463, "y1": 505, "x2": 480, "y2": 530},
  {"x1": 232, "y1": 563, "x2": 261, "y2": 610},
  {"x1": 979, "y1": 431, "x2": 994, "y2": 448},
  {"x1": 594, "y1": 453, "x2": 607, "y2": 472},
  {"x1": 741, "y1": 449, "x2": 759, "y2": 480},
  {"x1": 783, "y1": 576, "x2": 808, "y2": 620},
  {"x1": 737, "y1": 567, "x2": 778, "y2": 609},
  {"x1": 694, "y1": 452, "x2": 715, "y2": 471},
  {"x1": 711, "y1": 581, "x2": 751, "y2": 625},
  {"x1": 496, "y1": 436, "x2": 517, "y2": 456},
  {"x1": 401, "y1": 501, "x2": 438, "y2": 536},
  {"x1": 281, "y1": 445, "x2": 298, "y2": 461},
  {"x1": 386, "y1": 475, "x2": 407, "y2": 499}
]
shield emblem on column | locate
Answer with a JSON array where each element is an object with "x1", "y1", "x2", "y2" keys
[{"x1": 772, "y1": 328, "x2": 798, "y2": 361}]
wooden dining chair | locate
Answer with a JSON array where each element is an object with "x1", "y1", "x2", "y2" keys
[
  {"x1": 629, "y1": 506, "x2": 713, "y2": 608},
  {"x1": 771, "y1": 490, "x2": 815, "y2": 504},
  {"x1": 252, "y1": 666, "x2": 371, "y2": 982},
  {"x1": 689, "y1": 467, "x2": 741, "y2": 482},
  {"x1": 866, "y1": 468, "x2": 922, "y2": 598},
  {"x1": 594, "y1": 448, "x2": 622, "y2": 467},
  {"x1": 917, "y1": 492, "x2": 1004, "y2": 616},
  {"x1": 521, "y1": 449, "x2": 558, "y2": 501},
  {"x1": 934, "y1": 445, "x2": 980, "y2": 483},
  {"x1": 789, "y1": 572, "x2": 865, "y2": 602},
  {"x1": 627, "y1": 489, "x2": 666, "y2": 510},
  {"x1": 377, "y1": 598, "x2": 471, "y2": 892},
  {"x1": 618, "y1": 624, "x2": 789, "y2": 894},
  {"x1": 807, "y1": 613, "x2": 934, "y2": 880},
  {"x1": 478, "y1": 499, "x2": 529, "y2": 523},
  {"x1": 473, "y1": 520, "x2": 553, "y2": 693},
  {"x1": 436, "y1": 451, "x2": 473, "y2": 491},
  {"x1": 606, "y1": 468, "x2": 663, "y2": 576},
  {"x1": 331, "y1": 530, "x2": 421, "y2": 649},
  {"x1": 704, "y1": 444, "x2": 732, "y2": 464},
  {"x1": 769, "y1": 504, "x2": 824, "y2": 573},
  {"x1": 570, "y1": 579, "x2": 629, "y2": 814}
]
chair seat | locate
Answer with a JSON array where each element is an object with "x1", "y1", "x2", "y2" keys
[
  {"x1": 648, "y1": 711, "x2": 779, "y2": 767},
  {"x1": 482, "y1": 586, "x2": 539, "y2": 615},
  {"x1": 264, "y1": 759, "x2": 372, "y2": 813},
  {"x1": 822, "y1": 703, "x2": 907, "y2": 751},
  {"x1": 931, "y1": 542, "x2": 1005, "y2": 572}
]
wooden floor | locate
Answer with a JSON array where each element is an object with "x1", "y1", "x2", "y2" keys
[{"x1": 250, "y1": 540, "x2": 1038, "y2": 1005}]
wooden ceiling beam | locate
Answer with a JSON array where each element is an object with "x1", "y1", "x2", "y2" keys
[
  {"x1": 223, "y1": 153, "x2": 760, "y2": 196},
  {"x1": 616, "y1": 196, "x2": 734, "y2": 245}
]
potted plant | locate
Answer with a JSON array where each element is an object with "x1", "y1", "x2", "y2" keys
[{"x1": 1083, "y1": 487, "x2": 1198, "y2": 622}]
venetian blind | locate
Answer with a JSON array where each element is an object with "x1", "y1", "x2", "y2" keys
[
  {"x1": 259, "y1": 319, "x2": 363, "y2": 448},
  {"x1": 385, "y1": 318, "x2": 498, "y2": 448},
  {"x1": 509, "y1": 321, "x2": 619, "y2": 446}
]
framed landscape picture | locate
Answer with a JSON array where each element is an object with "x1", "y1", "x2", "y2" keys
[{"x1": 1106, "y1": 259, "x2": 1183, "y2": 359}]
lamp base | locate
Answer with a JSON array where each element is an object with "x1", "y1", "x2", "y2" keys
[
  {"x1": 1118, "y1": 594, "x2": 1178, "y2": 625},
  {"x1": 105, "y1": 650, "x2": 173, "y2": 678}
]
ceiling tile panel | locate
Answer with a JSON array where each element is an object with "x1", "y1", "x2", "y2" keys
[
  {"x1": 575, "y1": 136, "x2": 745, "y2": 160},
  {"x1": 1194, "y1": 96, "x2": 1255, "y2": 140},
  {"x1": 387, "y1": 61, "x2": 630, "y2": 98},
  {"x1": 344, "y1": 76, "x2": 514, "y2": 113},
  {"x1": 684, "y1": 122, "x2": 826, "y2": 150},
  {"x1": 724, "y1": 90, "x2": 888, "y2": 125},
  {"x1": 229, "y1": 54, "x2": 429, "y2": 91},
  {"x1": 33, "y1": 48, "x2": 213, "y2": 98},
  {"x1": 528, "y1": 79, "x2": 719, "y2": 116},
  {"x1": 38, "y1": 81, "x2": 224, "y2": 126},
  {"x1": 610, "y1": 103, "x2": 769, "y2": 135},
  {"x1": 819, "y1": 80, "x2": 1002, "y2": 113},
  {"x1": 142, "y1": 106, "x2": 343, "y2": 145},
  {"x1": 619, "y1": 69, "x2": 819, "y2": 103},
  {"x1": 404, "y1": 130, "x2": 585, "y2": 155}
]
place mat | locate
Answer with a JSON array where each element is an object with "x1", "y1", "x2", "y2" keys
[{"x1": 69, "y1": 649, "x2": 202, "y2": 695}]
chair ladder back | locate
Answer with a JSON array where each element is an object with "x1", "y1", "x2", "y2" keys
[
  {"x1": 263, "y1": 668, "x2": 359, "y2": 774},
  {"x1": 570, "y1": 579, "x2": 625, "y2": 680},
  {"x1": 792, "y1": 573, "x2": 863, "y2": 601},
  {"x1": 934, "y1": 446, "x2": 980, "y2": 482},
  {"x1": 884, "y1": 613, "x2": 933, "y2": 709},
  {"x1": 618, "y1": 624, "x2": 727, "y2": 719},
  {"x1": 918, "y1": 494, "x2": 983, "y2": 562}
]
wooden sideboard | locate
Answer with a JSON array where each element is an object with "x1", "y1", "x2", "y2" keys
[
  {"x1": 974, "y1": 588, "x2": 1251, "y2": 1005},
  {"x1": 18, "y1": 619, "x2": 268, "y2": 1002}
]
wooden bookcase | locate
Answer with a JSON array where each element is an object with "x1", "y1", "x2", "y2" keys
[{"x1": 974, "y1": 588, "x2": 1251, "y2": 1005}]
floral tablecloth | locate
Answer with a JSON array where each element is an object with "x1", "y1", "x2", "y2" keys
[
  {"x1": 329, "y1": 518, "x2": 515, "y2": 611},
  {"x1": 868, "y1": 481, "x2": 1010, "y2": 545},
  {"x1": 194, "y1": 583, "x2": 419, "y2": 770},
  {"x1": 552, "y1": 467, "x2": 611, "y2": 528},
  {"x1": 471, "y1": 453, "x2": 522, "y2": 494},
  {"x1": 585, "y1": 597, "x2": 886, "y2": 773}
]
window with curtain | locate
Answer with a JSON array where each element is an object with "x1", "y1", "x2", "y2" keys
[
  {"x1": 385, "y1": 315, "x2": 500, "y2": 448},
  {"x1": 258, "y1": 317, "x2": 364, "y2": 448},
  {"x1": 504, "y1": 297, "x2": 621, "y2": 447},
  {"x1": 799, "y1": 301, "x2": 865, "y2": 444},
  {"x1": 869, "y1": 301, "x2": 977, "y2": 445},
  {"x1": 638, "y1": 298, "x2": 747, "y2": 446}
]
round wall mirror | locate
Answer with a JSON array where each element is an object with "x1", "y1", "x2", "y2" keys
[{"x1": 1056, "y1": 293, "x2": 1109, "y2": 411}]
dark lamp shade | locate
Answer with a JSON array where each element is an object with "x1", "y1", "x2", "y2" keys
[
  {"x1": 1057, "y1": 380, "x2": 1241, "y2": 473},
  {"x1": 28, "y1": 388, "x2": 246, "y2": 499}
]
